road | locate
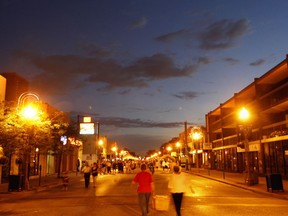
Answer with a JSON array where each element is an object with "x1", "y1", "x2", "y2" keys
[{"x1": 1, "y1": 169, "x2": 288, "y2": 216}]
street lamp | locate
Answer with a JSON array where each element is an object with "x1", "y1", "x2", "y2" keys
[
  {"x1": 238, "y1": 107, "x2": 257, "y2": 185},
  {"x1": 98, "y1": 139, "x2": 104, "y2": 165},
  {"x1": 20, "y1": 103, "x2": 41, "y2": 190},
  {"x1": 166, "y1": 146, "x2": 172, "y2": 155},
  {"x1": 111, "y1": 146, "x2": 118, "y2": 160},
  {"x1": 191, "y1": 127, "x2": 203, "y2": 173},
  {"x1": 176, "y1": 142, "x2": 181, "y2": 165}
]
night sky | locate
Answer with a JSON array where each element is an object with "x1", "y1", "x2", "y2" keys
[{"x1": 1, "y1": 0, "x2": 288, "y2": 155}]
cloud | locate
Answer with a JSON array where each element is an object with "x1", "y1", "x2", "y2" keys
[
  {"x1": 155, "y1": 29, "x2": 192, "y2": 43},
  {"x1": 250, "y1": 59, "x2": 266, "y2": 66},
  {"x1": 155, "y1": 19, "x2": 250, "y2": 51},
  {"x1": 172, "y1": 91, "x2": 203, "y2": 100},
  {"x1": 110, "y1": 134, "x2": 166, "y2": 155},
  {"x1": 80, "y1": 43, "x2": 113, "y2": 58},
  {"x1": 70, "y1": 112, "x2": 184, "y2": 129},
  {"x1": 130, "y1": 16, "x2": 147, "y2": 29},
  {"x1": 197, "y1": 56, "x2": 212, "y2": 64},
  {"x1": 14, "y1": 51, "x2": 197, "y2": 95},
  {"x1": 199, "y1": 19, "x2": 250, "y2": 50},
  {"x1": 223, "y1": 57, "x2": 240, "y2": 65},
  {"x1": 99, "y1": 116, "x2": 183, "y2": 128}
]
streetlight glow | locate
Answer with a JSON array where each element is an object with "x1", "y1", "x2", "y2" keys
[
  {"x1": 192, "y1": 132, "x2": 202, "y2": 140},
  {"x1": 98, "y1": 139, "x2": 104, "y2": 146},
  {"x1": 21, "y1": 105, "x2": 39, "y2": 120},
  {"x1": 166, "y1": 146, "x2": 172, "y2": 151},
  {"x1": 239, "y1": 107, "x2": 250, "y2": 121}
]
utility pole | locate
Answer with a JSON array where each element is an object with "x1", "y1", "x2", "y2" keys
[{"x1": 184, "y1": 121, "x2": 189, "y2": 170}]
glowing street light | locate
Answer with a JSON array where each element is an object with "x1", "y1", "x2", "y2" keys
[
  {"x1": 190, "y1": 127, "x2": 203, "y2": 173},
  {"x1": 20, "y1": 104, "x2": 41, "y2": 190},
  {"x1": 238, "y1": 107, "x2": 257, "y2": 185},
  {"x1": 111, "y1": 146, "x2": 117, "y2": 152},
  {"x1": 21, "y1": 105, "x2": 40, "y2": 120},
  {"x1": 175, "y1": 142, "x2": 181, "y2": 165},
  {"x1": 239, "y1": 107, "x2": 250, "y2": 121},
  {"x1": 98, "y1": 139, "x2": 104, "y2": 146},
  {"x1": 18, "y1": 92, "x2": 41, "y2": 190},
  {"x1": 111, "y1": 145, "x2": 118, "y2": 160},
  {"x1": 166, "y1": 146, "x2": 172, "y2": 153}
]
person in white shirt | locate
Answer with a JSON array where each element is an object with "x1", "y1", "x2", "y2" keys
[
  {"x1": 81, "y1": 161, "x2": 91, "y2": 188},
  {"x1": 168, "y1": 165, "x2": 186, "y2": 216}
]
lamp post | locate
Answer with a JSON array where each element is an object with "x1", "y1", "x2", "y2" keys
[
  {"x1": 98, "y1": 138, "x2": 103, "y2": 166},
  {"x1": 191, "y1": 127, "x2": 203, "y2": 173},
  {"x1": 111, "y1": 146, "x2": 118, "y2": 161},
  {"x1": 238, "y1": 107, "x2": 257, "y2": 185},
  {"x1": 20, "y1": 104, "x2": 40, "y2": 190},
  {"x1": 166, "y1": 146, "x2": 172, "y2": 155},
  {"x1": 176, "y1": 142, "x2": 181, "y2": 166}
]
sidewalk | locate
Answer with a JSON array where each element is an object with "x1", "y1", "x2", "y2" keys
[
  {"x1": 0, "y1": 171, "x2": 81, "y2": 194},
  {"x1": 186, "y1": 168, "x2": 288, "y2": 200}
]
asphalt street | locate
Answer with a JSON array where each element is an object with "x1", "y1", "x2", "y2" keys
[{"x1": 1, "y1": 168, "x2": 288, "y2": 216}]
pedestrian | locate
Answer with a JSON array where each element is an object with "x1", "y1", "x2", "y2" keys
[
  {"x1": 91, "y1": 162, "x2": 98, "y2": 188},
  {"x1": 131, "y1": 163, "x2": 154, "y2": 216},
  {"x1": 62, "y1": 172, "x2": 69, "y2": 191},
  {"x1": 168, "y1": 165, "x2": 186, "y2": 216},
  {"x1": 162, "y1": 160, "x2": 166, "y2": 171},
  {"x1": 81, "y1": 161, "x2": 91, "y2": 188},
  {"x1": 148, "y1": 161, "x2": 154, "y2": 174},
  {"x1": 76, "y1": 159, "x2": 80, "y2": 176},
  {"x1": 106, "y1": 160, "x2": 111, "y2": 174},
  {"x1": 112, "y1": 161, "x2": 117, "y2": 174}
]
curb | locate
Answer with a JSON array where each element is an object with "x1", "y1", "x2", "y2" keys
[{"x1": 188, "y1": 171, "x2": 288, "y2": 200}]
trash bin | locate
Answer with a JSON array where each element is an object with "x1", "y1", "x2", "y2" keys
[
  {"x1": 266, "y1": 173, "x2": 284, "y2": 192},
  {"x1": 8, "y1": 175, "x2": 24, "y2": 192}
]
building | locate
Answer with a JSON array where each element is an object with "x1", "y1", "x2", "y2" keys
[
  {"x1": 0, "y1": 75, "x2": 6, "y2": 102},
  {"x1": 206, "y1": 55, "x2": 288, "y2": 179},
  {"x1": 0, "y1": 72, "x2": 81, "y2": 188},
  {"x1": 1, "y1": 72, "x2": 29, "y2": 105},
  {"x1": 0, "y1": 75, "x2": 6, "y2": 184}
]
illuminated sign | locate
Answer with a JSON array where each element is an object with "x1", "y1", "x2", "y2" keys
[
  {"x1": 79, "y1": 122, "x2": 95, "y2": 135},
  {"x1": 68, "y1": 137, "x2": 82, "y2": 146},
  {"x1": 60, "y1": 135, "x2": 67, "y2": 145},
  {"x1": 83, "y1": 116, "x2": 91, "y2": 123}
]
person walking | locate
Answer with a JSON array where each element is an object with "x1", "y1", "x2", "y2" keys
[
  {"x1": 81, "y1": 161, "x2": 91, "y2": 188},
  {"x1": 91, "y1": 162, "x2": 99, "y2": 188},
  {"x1": 168, "y1": 165, "x2": 186, "y2": 216},
  {"x1": 132, "y1": 163, "x2": 154, "y2": 216}
]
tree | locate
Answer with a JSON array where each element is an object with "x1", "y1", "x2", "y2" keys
[{"x1": 0, "y1": 102, "x2": 67, "y2": 189}]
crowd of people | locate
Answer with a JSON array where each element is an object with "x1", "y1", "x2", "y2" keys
[{"x1": 77, "y1": 158, "x2": 186, "y2": 216}]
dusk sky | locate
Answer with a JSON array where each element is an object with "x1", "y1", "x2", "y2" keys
[{"x1": 1, "y1": 0, "x2": 288, "y2": 155}]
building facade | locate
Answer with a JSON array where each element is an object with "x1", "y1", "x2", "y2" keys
[
  {"x1": 1, "y1": 72, "x2": 29, "y2": 104},
  {"x1": 206, "y1": 55, "x2": 288, "y2": 179},
  {"x1": 0, "y1": 72, "x2": 81, "y2": 187},
  {"x1": 0, "y1": 75, "x2": 6, "y2": 102}
]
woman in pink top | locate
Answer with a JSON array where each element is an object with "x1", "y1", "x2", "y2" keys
[{"x1": 132, "y1": 163, "x2": 154, "y2": 216}]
